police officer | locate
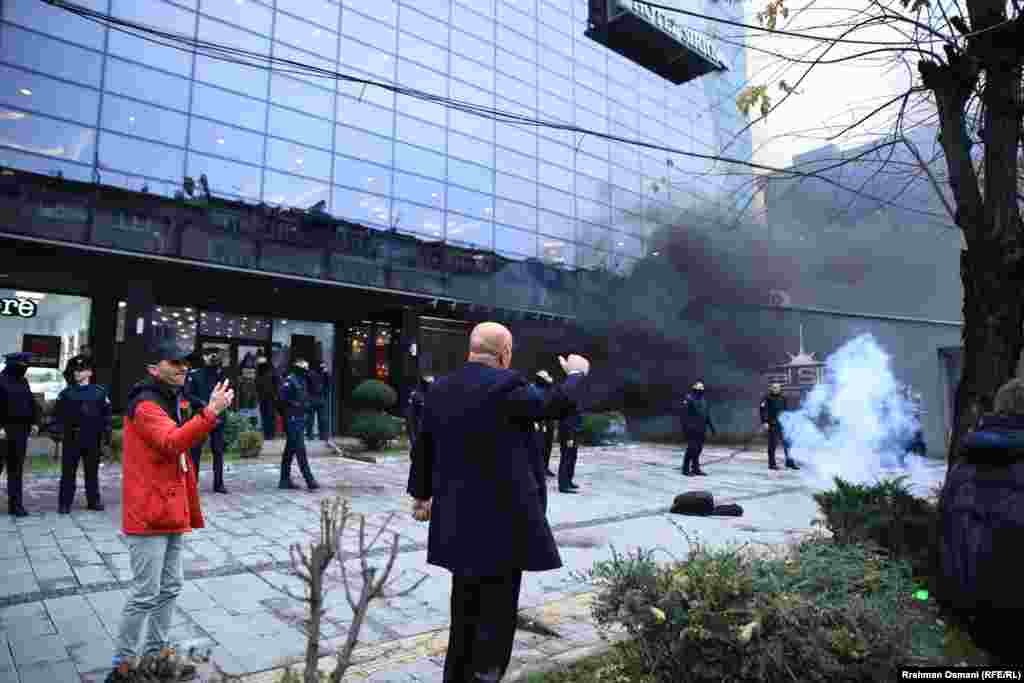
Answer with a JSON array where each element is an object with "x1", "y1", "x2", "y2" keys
[
  {"x1": 406, "y1": 375, "x2": 434, "y2": 455},
  {"x1": 279, "y1": 358, "x2": 319, "y2": 490},
  {"x1": 760, "y1": 382, "x2": 799, "y2": 470},
  {"x1": 305, "y1": 360, "x2": 328, "y2": 441},
  {"x1": 680, "y1": 381, "x2": 715, "y2": 476},
  {"x1": 51, "y1": 355, "x2": 112, "y2": 513},
  {"x1": 0, "y1": 352, "x2": 40, "y2": 516},
  {"x1": 558, "y1": 399, "x2": 582, "y2": 494},
  {"x1": 184, "y1": 349, "x2": 229, "y2": 493},
  {"x1": 534, "y1": 370, "x2": 556, "y2": 477}
]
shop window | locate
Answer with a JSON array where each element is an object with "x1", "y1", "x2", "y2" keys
[
  {"x1": 36, "y1": 200, "x2": 90, "y2": 223},
  {"x1": 348, "y1": 323, "x2": 370, "y2": 380},
  {"x1": 152, "y1": 305, "x2": 198, "y2": 349},
  {"x1": 374, "y1": 326, "x2": 391, "y2": 380}
]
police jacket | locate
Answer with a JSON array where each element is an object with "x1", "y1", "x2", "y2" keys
[
  {"x1": 939, "y1": 413, "x2": 1024, "y2": 660},
  {"x1": 406, "y1": 387, "x2": 426, "y2": 442},
  {"x1": 0, "y1": 366, "x2": 40, "y2": 426},
  {"x1": 407, "y1": 363, "x2": 586, "y2": 575},
  {"x1": 759, "y1": 393, "x2": 787, "y2": 425},
  {"x1": 678, "y1": 392, "x2": 715, "y2": 434},
  {"x1": 184, "y1": 365, "x2": 225, "y2": 410},
  {"x1": 51, "y1": 384, "x2": 112, "y2": 443},
  {"x1": 279, "y1": 369, "x2": 310, "y2": 417},
  {"x1": 306, "y1": 367, "x2": 326, "y2": 401},
  {"x1": 255, "y1": 362, "x2": 278, "y2": 401}
]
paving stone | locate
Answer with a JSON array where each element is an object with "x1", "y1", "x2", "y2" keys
[
  {"x1": 0, "y1": 602, "x2": 54, "y2": 638},
  {"x1": 0, "y1": 635, "x2": 14, "y2": 673},
  {"x1": 62, "y1": 634, "x2": 114, "y2": 675},
  {"x1": 0, "y1": 571, "x2": 39, "y2": 599},
  {"x1": 73, "y1": 565, "x2": 116, "y2": 587},
  {"x1": 14, "y1": 658, "x2": 79, "y2": 683},
  {"x1": 9, "y1": 633, "x2": 68, "y2": 667},
  {"x1": 64, "y1": 550, "x2": 104, "y2": 567}
]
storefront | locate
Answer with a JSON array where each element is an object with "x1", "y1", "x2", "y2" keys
[{"x1": 0, "y1": 287, "x2": 92, "y2": 401}]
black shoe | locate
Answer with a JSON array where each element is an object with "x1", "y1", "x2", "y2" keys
[
  {"x1": 279, "y1": 481, "x2": 297, "y2": 490},
  {"x1": 58, "y1": 505, "x2": 71, "y2": 514},
  {"x1": 545, "y1": 470, "x2": 556, "y2": 477},
  {"x1": 213, "y1": 485, "x2": 229, "y2": 494},
  {"x1": 785, "y1": 461, "x2": 801, "y2": 470},
  {"x1": 559, "y1": 488, "x2": 579, "y2": 494},
  {"x1": 88, "y1": 501, "x2": 105, "y2": 511},
  {"x1": 307, "y1": 481, "x2": 320, "y2": 491},
  {"x1": 568, "y1": 483, "x2": 579, "y2": 489},
  {"x1": 693, "y1": 469, "x2": 708, "y2": 476},
  {"x1": 682, "y1": 469, "x2": 693, "y2": 476},
  {"x1": 769, "y1": 465, "x2": 780, "y2": 471},
  {"x1": 9, "y1": 504, "x2": 28, "y2": 517}
]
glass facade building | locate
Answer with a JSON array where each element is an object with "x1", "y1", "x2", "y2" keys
[{"x1": 0, "y1": 0, "x2": 751, "y2": 286}]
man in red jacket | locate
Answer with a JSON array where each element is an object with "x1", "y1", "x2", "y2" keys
[{"x1": 106, "y1": 339, "x2": 234, "y2": 683}]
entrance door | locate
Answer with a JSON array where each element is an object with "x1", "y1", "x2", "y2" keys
[{"x1": 194, "y1": 337, "x2": 270, "y2": 408}]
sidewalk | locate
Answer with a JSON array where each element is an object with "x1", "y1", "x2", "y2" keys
[{"x1": 0, "y1": 442, "x2": 945, "y2": 683}]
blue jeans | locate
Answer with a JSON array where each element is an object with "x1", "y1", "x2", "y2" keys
[{"x1": 113, "y1": 533, "x2": 185, "y2": 663}]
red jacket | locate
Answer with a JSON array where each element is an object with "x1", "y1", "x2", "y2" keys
[{"x1": 122, "y1": 378, "x2": 218, "y2": 535}]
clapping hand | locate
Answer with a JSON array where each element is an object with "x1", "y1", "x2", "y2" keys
[
  {"x1": 207, "y1": 379, "x2": 235, "y2": 416},
  {"x1": 412, "y1": 498, "x2": 431, "y2": 522},
  {"x1": 558, "y1": 354, "x2": 590, "y2": 376}
]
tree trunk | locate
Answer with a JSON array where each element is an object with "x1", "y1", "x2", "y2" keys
[{"x1": 948, "y1": 245, "x2": 1024, "y2": 466}]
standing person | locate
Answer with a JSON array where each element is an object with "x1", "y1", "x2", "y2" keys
[
  {"x1": 534, "y1": 371, "x2": 556, "y2": 477},
  {"x1": 304, "y1": 360, "x2": 329, "y2": 441},
  {"x1": 407, "y1": 322, "x2": 589, "y2": 683},
  {"x1": 558, "y1": 404, "x2": 582, "y2": 494},
  {"x1": 278, "y1": 358, "x2": 319, "y2": 491},
  {"x1": 938, "y1": 377, "x2": 1024, "y2": 666},
  {"x1": 0, "y1": 352, "x2": 41, "y2": 517},
  {"x1": 679, "y1": 381, "x2": 715, "y2": 476},
  {"x1": 255, "y1": 355, "x2": 278, "y2": 441},
  {"x1": 760, "y1": 382, "x2": 799, "y2": 471},
  {"x1": 105, "y1": 339, "x2": 234, "y2": 683},
  {"x1": 51, "y1": 355, "x2": 112, "y2": 513},
  {"x1": 183, "y1": 349, "x2": 229, "y2": 494},
  {"x1": 405, "y1": 375, "x2": 434, "y2": 454}
]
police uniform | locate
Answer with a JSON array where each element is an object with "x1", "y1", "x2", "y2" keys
[
  {"x1": 52, "y1": 355, "x2": 112, "y2": 513},
  {"x1": 679, "y1": 382, "x2": 715, "y2": 476},
  {"x1": 0, "y1": 352, "x2": 40, "y2": 516},
  {"x1": 279, "y1": 362, "x2": 319, "y2": 490},
  {"x1": 558, "y1": 411, "x2": 582, "y2": 493},
  {"x1": 184, "y1": 356, "x2": 228, "y2": 493},
  {"x1": 760, "y1": 386, "x2": 798, "y2": 470},
  {"x1": 534, "y1": 371, "x2": 556, "y2": 476}
]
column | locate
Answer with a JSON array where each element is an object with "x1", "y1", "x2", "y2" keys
[{"x1": 115, "y1": 280, "x2": 155, "y2": 414}]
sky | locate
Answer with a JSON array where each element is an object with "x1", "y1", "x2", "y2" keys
[{"x1": 740, "y1": 0, "x2": 919, "y2": 170}]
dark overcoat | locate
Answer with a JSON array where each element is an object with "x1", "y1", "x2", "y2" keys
[{"x1": 407, "y1": 362, "x2": 585, "y2": 575}]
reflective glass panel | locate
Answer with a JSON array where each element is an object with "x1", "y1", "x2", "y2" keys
[
  {"x1": 576, "y1": 197, "x2": 611, "y2": 227},
  {"x1": 496, "y1": 75, "x2": 535, "y2": 109},
  {"x1": 0, "y1": 112, "x2": 96, "y2": 164},
  {"x1": 332, "y1": 186, "x2": 391, "y2": 227},
  {"x1": 4, "y1": 0, "x2": 107, "y2": 49},
  {"x1": 99, "y1": 131, "x2": 183, "y2": 181},
  {"x1": 102, "y1": 95, "x2": 187, "y2": 147},
  {"x1": 266, "y1": 138, "x2": 332, "y2": 181},
  {"x1": 539, "y1": 186, "x2": 573, "y2": 216},
  {"x1": 397, "y1": 60, "x2": 447, "y2": 98},
  {"x1": 336, "y1": 96, "x2": 394, "y2": 138},
  {"x1": 449, "y1": 109, "x2": 493, "y2": 143},
  {"x1": 495, "y1": 224, "x2": 537, "y2": 257},
  {"x1": 190, "y1": 83, "x2": 267, "y2": 133},
  {"x1": 404, "y1": 0, "x2": 449, "y2": 22},
  {"x1": 1, "y1": 25, "x2": 104, "y2": 88},
  {"x1": 108, "y1": 29, "x2": 193, "y2": 77},
  {"x1": 111, "y1": 0, "x2": 196, "y2": 38},
  {"x1": 393, "y1": 171, "x2": 445, "y2": 208},
  {"x1": 447, "y1": 185, "x2": 493, "y2": 220},
  {"x1": 186, "y1": 152, "x2": 261, "y2": 201},
  {"x1": 539, "y1": 162, "x2": 572, "y2": 192},
  {"x1": 397, "y1": 96, "x2": 447, "y2": 127},
  {"x1": 494, "y1": 123, "x2": 535, "y2": 156},
  {"x1": 396, "y1": 115, "x2": 446, "y2": 151},
  {"x1": 333, "y1": 154, "x2": 392, "y2": 194},
  {"x1": 449, "y1": 80, "x2": 492, "y2": 109},
  {"x1": 448, "y1": 158, "x2": 493, "y2": 194},
  {"x1": 539, "y1": 236, "x2": 574, "y2": 267},
  {"x1": 494, "y1": 198, "x2": 536, "y2": 230},
  {"x1": 451, "y1": 54, "x2": 493, "y2": 92},
  {"x1": 447, "y1": 132, "x2": 493, "y2": 167},
  {"x1": 272, "y1": 42, "x2": 339, "y2": 89},
  {"x1": 340, "y1": 38, "x2": 394, "y2": 80},
  {"x1": 496, "y1": 50, "x2": 535, "y2": 83},
  {"x1": 268, "y1": 106, "x2": 332, "y2": 149},
  {"x1": 341, "y1": 10, "x2": 397, "y2": 49},
  {"x1": 189, "y1": 117, "x2": 264, "y2": 166},
  {"x1": 496, "y1": 1, "x2": 533, "y2": 34},
  {"x1": 394, "y1": 142, "x2": 445, "y2": 179},
  {"x1": 445, "y1": 214, "x2": 492, "y2": 249},
  {"x1": 497, "y1": 25, "x2": 534, "y2": 61},
  {"x1": 0, "y1": 148, "x2": 92, "y2": 182},
  {"x1": 275, "y1": 11, "x2": 339, "y2": 57},
  {"x1": 495, "y1": 172, "x2": 535, "y2": 203},
  {"x1": 399, "y1": 33, "x2": 448, "y2": 73},
  {"x1": 538, "y1": 211, "x2": 574, "y2": 240},
  {"x1": 452, "y1": 4, "x2": 493, "y2": 40},
  {"x1": 335, "y1": 125, "x2": 393, "y2": 165},
  {"x1": 198, "y1": 16, "x2": 270, "y2": 55},
  {"x1": 494, "y1": 146, "x2": 536, "y2": 181},
  {"x1": 348, "y1": 0, "x2": 398, "y2": 25},
  {"x1": 194, "y1": 55, "x2": 269, "y2": 100},
  {"x1": 397, "y1": 7, "x2": 447, "y2": 45},
  {"x1": 0, "y1": 66, "x2": 99, "y2": 127},
  {"x1": 271, "y1": 75, "x2": 334, "y2": 121},
  {"x1": 393, "y1": 201, "x2": 444, "y2": 237},
  {"x1": 203, "y1": 0, "x2": 274, "y2": 34},
  {"x1": 451, "y1": 29, "x2": 494, "y2": 67},
  {"x1": 276, "y1": 0, "x2": 340, "y2": 31},
  {"x1": 263, "y1": 170, "x2": 330, "y2": 209}
]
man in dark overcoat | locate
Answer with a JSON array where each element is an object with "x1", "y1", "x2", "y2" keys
[{"x1": 407, "y1": 322, "x2": 589, "y2": 682}]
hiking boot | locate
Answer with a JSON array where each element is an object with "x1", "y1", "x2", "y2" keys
[{"x1": 143, "y1": 647, "x2": 198, "y2": 681}]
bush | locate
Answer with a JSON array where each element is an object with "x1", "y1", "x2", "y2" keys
[
  {"x1": 351, "y1": 380, "x2": 398, "y2": 412},
  {"x1": 107, "y1": 429, "x2": 124, "y2": 463},
  {"x1": 221, "y1": 411, "x2": 248, "y2": 451},
  {"x1": 578, "y1": 412, "x2": 628, "y2": 445},
  {"x1": 111, "y1": 415, "x2": 124, "y2": 430},
  {"x1": 238, "y1": 431, "x2": 264, "y2": 458},
  {"x1": 813, "y1": 476, "x2": 939, "y2": 581},
  {"x1": 579, "y1": 527, "x2": 918, "y2": 682},
  {"x1": 349, "y1": 411, "x2": 403, "y2": 451}
]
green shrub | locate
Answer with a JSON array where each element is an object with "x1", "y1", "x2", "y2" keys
[
  {"x1": 220, "y1": 411, "x2": 248, "y2": 450},
  {"x1": 349, "y1": 411, "x2": 403, "y2": 451},
  {"x1": 107, "y1": 429, "x2": 124, "y2": 463},
  {"x1": 813, "y1": 476, "x2": 939, "y2": 581},
  {"x1": 351, "y1": 380, "x2": 398, "y2": 411},
  {"x1": 578, "y1": 413, "x2": 613, "y2": 445},
  {"x1": 579, "y1": 527, "x2": 919, "y2": 682},
  {"x1": 111, "y1": 415, "x2": 124, "y2": 430},
  {"x1": 238, "y1": 431, "x2": 264, "y2": 458}
]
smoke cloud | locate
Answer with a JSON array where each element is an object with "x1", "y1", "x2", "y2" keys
[{"x1": 779, "y1": 333, "x2": 939, "y2": 494}]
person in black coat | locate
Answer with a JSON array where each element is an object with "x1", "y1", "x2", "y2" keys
[
  {"x1": 51, "y1": 355, "x2": 112, "y2": 513},
  {"x1": 534, "y1": 370, "x2": 556, "y2": 477},
  {"x1": 760, "y1": 382, "x2": 799, "y2": 470},
  {"x1": 255, "y1": 356, "x2": 278, "y2": 441},
  {"x1": 304, "y1": 360, "x2": 329, "y2": 441},
  {"x1": 407, "y1": 322, "x2": 589, "y2": 683},
  {"x1": 406, "y1": 375, "x2": 434, "y2": 455},
  {"x1": 279, "y1": 358, "x2": 319, "y2": 490},
  {"x1": 938, "y1": 377, "x2": 1024, "y2": 665},
  {"x1": 558, "y1": 408, "x2": 582, "y2": 494},
  {"x1": 0, "y1": 352, "x2": 41, "y2": 516},
  {"x1": 183, "y1": 349, "x2": 229, "y2": 493},
  {"x1": 678, "y1": 381, "x2": 716, "y2": 476}
]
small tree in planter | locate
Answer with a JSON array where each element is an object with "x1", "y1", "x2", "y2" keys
[
  {"x1": 238, "y1": 431, "x2": 264, "y2": 458},
  {"x1": 349, "y1": 380, "x2": 401, "y2": 451}
]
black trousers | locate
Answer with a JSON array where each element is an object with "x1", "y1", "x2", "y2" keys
[
  {"x1": 558, "y1": 429, "x2": 578, "y2": 489},
  {"x1": 444, "y1": 571, "x2": 523, "y2": 683},
  {"x1": 281, "y1": 415, "x2": 316, "y2": 485},
  {"x1": 59, "y1": 436, "x2": 102, "y2": 507},
  {"x1": 683, "y1": 431, "x2": 705, "y2": 473},
  {"x1": 305, "y1": 400, "x2": 328, "y2": 439},
  {"x1": 542, "y1": 424, "x2": 554, "y2": 472},
  {"x1": 190, "y1": 421, "x2": 226, "y2": 489},
  {"x1": 1, "y1": 424, "x2": 29, "y2": 507},
  {"x1": 767, "y1": 423, "x2": 792, "y2": 467},
  {"x1": 259, "y1": 398, "x2": 276, "y2": 440}
]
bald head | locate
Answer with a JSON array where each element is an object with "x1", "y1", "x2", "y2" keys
[{"x1": 468, "y1": 322, "x2": 513, "y2": 368}]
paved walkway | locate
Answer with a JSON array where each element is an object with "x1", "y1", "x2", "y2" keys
[{"x1": 0, "y1": 440, "x2": 946, "y2": 683}]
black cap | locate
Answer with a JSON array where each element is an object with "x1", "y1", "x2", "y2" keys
[
  {"x1": 65, "y1": 355, "x2": 93, "y2": 372},
  {"x1": 147, "y1": 337, "x2": 194, "y2": 364},
  {"x1": 3, "y1": 352, "x2": 34, "y2": 364}
]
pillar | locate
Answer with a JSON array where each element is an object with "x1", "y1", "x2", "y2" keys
[{"x1": 115, "y1": 280, "x2": 155, "y2": 414}]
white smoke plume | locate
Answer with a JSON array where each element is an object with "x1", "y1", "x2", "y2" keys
[{"x1": 778, "y1": 333, "x2": 941, "y2": 495}]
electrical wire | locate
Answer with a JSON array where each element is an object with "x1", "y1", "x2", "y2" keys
[{"x1": 40, "y1": 0, "x2": 954, "y2": 223}]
